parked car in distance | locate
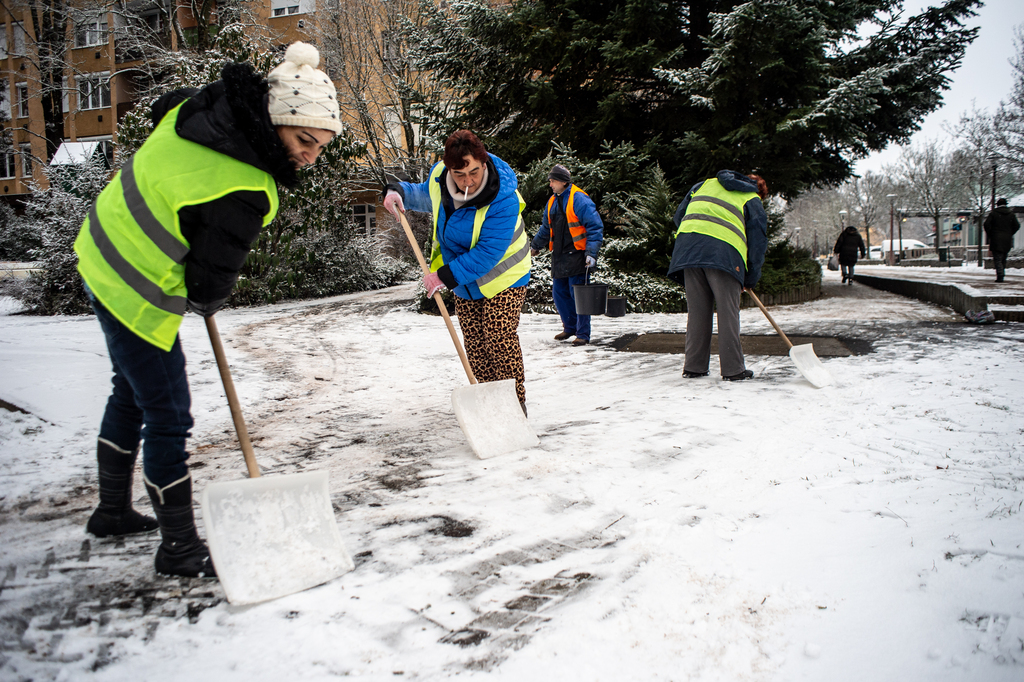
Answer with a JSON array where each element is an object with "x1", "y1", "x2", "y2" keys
[{"x1": 869, "y1": 240, "x2": 930, "y2": 259}]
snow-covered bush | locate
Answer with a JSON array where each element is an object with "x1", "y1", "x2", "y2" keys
[
  {"x1": 15, "y1": 156, "x2": 110, "y2": 315},
  {"x1": 0, "y1": 202, "x2": 41, "y2": 261}
]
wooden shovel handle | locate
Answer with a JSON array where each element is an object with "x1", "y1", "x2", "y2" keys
[
  {"x1": 397, "y1": 211, "x2": 478, "y2": 385},
  {"x1": 205, "y1": 315, "x2": 261, "y2": 478},
  {"x1": 744, "y1": 288, "x2": 794, "y2": 349}
]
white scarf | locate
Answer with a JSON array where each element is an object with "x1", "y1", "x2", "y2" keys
[{"x1": 447, "y1": 164, "x2": 489, "y2": 210}]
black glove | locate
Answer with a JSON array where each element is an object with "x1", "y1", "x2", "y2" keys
[{"x1": 186, "y1": 297, "x2": 226, "y2": 318}]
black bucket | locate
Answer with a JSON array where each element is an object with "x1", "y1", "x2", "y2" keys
[
  {"x1": 573, "y1": 283, "x2": 608, "y2": 315},
  {"x1": 605, "y1": 296, "x2": 627, "y2": 317}
]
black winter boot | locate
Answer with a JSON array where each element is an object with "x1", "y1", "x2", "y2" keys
[
  {"x1": 145, "y1": 474, "x2": 217, "y2": 578},
  {"x1": 86, "y1": 438, "x2": 159, "y2": 538}
]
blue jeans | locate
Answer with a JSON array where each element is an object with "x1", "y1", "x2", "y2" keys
[
  {"x1": 552, "y1": 274, "x2": 591, "y2": 340},
  {"x1": 89, "y1": 290, "x2": 194, "y2": 487}
]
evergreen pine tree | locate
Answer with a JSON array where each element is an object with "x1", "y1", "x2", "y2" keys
[{"x1": 408, "y1": 0, "x2": 981, "y2": 196}]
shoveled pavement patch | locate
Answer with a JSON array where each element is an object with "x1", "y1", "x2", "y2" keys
[{"x1": 611, "y1": 333, "x2": 869, "y2": 357}]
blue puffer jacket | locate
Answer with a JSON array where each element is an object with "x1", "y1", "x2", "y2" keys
[
  {"x1": 666, "y1": 170, "x2": 768, "y2": 289},
  {"x1": 395, "y1": 153, "x2": 529, "y2": 300}
]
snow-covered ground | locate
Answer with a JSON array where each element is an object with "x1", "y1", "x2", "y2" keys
[{"x1": 1, "y1": 269, "x2": 1022, "y2": 681}]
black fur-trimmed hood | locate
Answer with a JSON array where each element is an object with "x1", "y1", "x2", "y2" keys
[{"x1": 173, "y1": 63, "x2": 298, "y2": 189}]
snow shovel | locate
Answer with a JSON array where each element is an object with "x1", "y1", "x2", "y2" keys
[
  {"x1": 744, "y1": 289, "x2": 834, "y2": 388},
  {"x1": 398, "y1": 211, "x2": 539, "y2": 459},
  {"x1": 199, "y1": 316, "x2": 354, "y2": 605}
]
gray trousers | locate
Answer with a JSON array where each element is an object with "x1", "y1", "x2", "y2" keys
[{"x1": 683, "y1": 268, "x2": 745, "y2": 377}]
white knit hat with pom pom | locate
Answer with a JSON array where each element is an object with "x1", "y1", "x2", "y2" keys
[{"x1": 267, "y1": 42, "x2": 341, "y2": 134}]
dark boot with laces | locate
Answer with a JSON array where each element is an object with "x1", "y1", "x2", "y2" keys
[
  {"x1": 145, "y1": 473, "x2": 217, "y2": 578},
  {"x1": 86, "y1": 439, "x2": 158, "y2": 538}
]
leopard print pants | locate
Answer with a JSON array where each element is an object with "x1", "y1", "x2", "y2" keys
[{"x1": 454, "y1": 286, "x2": 528, "y2": 403}]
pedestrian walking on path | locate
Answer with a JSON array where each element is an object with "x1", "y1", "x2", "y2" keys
[
  {"x1": 667, "y1": 170, "x2": 768, "y2": 381},
  {"x1": 73, "y1": 42, "x2": 341, "y2": 578},
  {"x1": 383, "y1": 130, "x2": 533, "y2": 413},
  {"x1": 833, "y1": 225, "x2": 866, "y2": 285},
  {"x1": 529, "y1": 164, "x2": 604, "y2": 346},
  {"x1": 984, "y1": 197, "x2": 1020, "y2": 282}
]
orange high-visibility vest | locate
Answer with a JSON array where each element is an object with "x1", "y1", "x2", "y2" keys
[{"x1": 546, "y1": 184, "x2": 589, "y2": 251}]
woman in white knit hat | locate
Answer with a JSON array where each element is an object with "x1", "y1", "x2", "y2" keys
[{"x1": 73, "y1": 43, "x2": 340, "y2": 580}]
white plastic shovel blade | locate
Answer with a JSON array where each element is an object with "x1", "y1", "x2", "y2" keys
[
  {"x1": 452, "y1": 378, "x2": 540, "y2": 459},
  {"x1": 789, "y1": 343, "x2": 834, "y2": 388},
  {"x1": 200, "y1": 470, "x2": 354, "y2": 605}
]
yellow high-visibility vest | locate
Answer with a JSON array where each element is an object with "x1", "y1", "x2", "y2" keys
[
  {"x1": 676, "y1": 177, "x2": 757, "y2": 266},
  {"x1": 75, "y1": 103, "x2": 279, "y2": 350}
]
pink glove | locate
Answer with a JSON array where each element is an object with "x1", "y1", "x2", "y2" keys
[
  {"x1": 423, "y1": 271, "x2": 446, "y2": 297},
  {"x1": 383, "y1": 191, "x2": 405, "y2": 218}
]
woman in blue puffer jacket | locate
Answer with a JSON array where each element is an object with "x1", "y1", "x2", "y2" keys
[{"x1": 383, "y1": 131, "x2": 533, "y2": 412}]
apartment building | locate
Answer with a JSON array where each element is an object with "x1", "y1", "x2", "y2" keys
[{"x1": 1, "y1": 0, "x2": 381, "y2": 231}]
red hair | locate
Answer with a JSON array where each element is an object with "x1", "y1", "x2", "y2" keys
[
  {"x1": 444, "y1": 130, "x2": 488, "y2": 170},
  {"x1": 747, "y1": 174, "x2": 769, "y2": 201}
]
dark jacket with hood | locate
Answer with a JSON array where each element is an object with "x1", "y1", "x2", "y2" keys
[
  {"x1": 983, "y1": 206, "x2": 1021, "y2": 254},
  {"x1": 833, "y1": 226, "x2": 866, "y2": 265},
  {"x1": 151, "y1": 63, "x2": 298, "y2": 315},
  {"x1": 667, "y1": 170, "x2": 768, "y2": 289}
]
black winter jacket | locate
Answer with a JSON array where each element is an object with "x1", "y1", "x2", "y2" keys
[
  {"x1": 983, "y1": 206, "x2": 1020, "y2": 254},
  {"x1": 150, "y1": 63, "x2": 297, "y2": 315},
  {"x1": 833, "y1": 226, "x2": 865, "y2": 266}
]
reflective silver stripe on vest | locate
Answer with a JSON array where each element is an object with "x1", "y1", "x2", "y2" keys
[
  {"x1": 88, "y1": 205, "x2": 187, "y2": 315},
  {"x1": 121, "y1": 157, "x2": 190, "y2": 264},
  {"x1": 681, "y1": 212, "x2": 748, "y2": 244},
  {"x1": 689, "y1": 194, "x2": 745, "y2": 223},
  {"x1": 476, "y1": 219, "x2": 528, "y2": 287}
]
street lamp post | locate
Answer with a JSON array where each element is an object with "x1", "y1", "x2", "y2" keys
[
  {"x1": 886, "y1": 194, "x2": 897, "y2": 266},
  {"x1": 898, "y1": 210, "x2": 904, "y2": 262}
]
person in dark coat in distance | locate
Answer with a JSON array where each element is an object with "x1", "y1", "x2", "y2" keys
[
  {"x1": 529, "y1": 164, "x2": 605, "y2": 346},
  {"x1": 984, "y1": 198, "x2": 1020, "y2": 282},
  {"x1": 833, "y1": 225, "x2": 866, "y2": 285},
  {"x1": 667, "y1": 170, "x2": 768, "y2": 381},
  {"x1": 74, "y1": 42, "x2": 340, "y2": 579}
]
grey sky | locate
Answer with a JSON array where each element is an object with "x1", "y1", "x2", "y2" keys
[{"x1": 854, "y1": 0, "x2": 1024, "y2": 175}]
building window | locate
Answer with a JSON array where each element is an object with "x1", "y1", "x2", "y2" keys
[
  {"x1": 15, "y1": 83, "x2": 29, "y2": 119},
  {"x1": 271, "y1": 0, "x2": 303, "y2": 16},
  {"x1": 75, "y1": 18, "x2": 108, "y2": 48},
  {"x1": 20, "y1": 143, "x2": 32, "y2": 178},
  {"x1": 1, "y1": 150, "x2": 16, "y2": 179},
  {"x1": 351, "y1": 204, "x2": 376, "y2": 234},
  {"x1": 382, "y1": 31, "x2": 401, "y2": 63},
  {"x1": 140, "y1": 11, "x2": 164, "y2": 33},
  {"x1": 78, "y1": 73, "x2": 111, "y2": 110},
  {"x1": 11, "y1": 22, "x2": 26, "y2": 56},
  {"x1": 0, "y1": 83, "x2": 10, "y2": 119},
  {"x1": 0, "y1": 27, "x2": 7, "y2": 59}
]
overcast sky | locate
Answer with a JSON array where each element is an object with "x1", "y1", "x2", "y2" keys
[{"x1": 854, "y1": 0, "x2": 1024, "y2": 176}]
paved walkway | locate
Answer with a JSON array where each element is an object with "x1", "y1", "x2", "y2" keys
[{"x1": 851, "y1": 263, "x2": 1024, "y2": 321}]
